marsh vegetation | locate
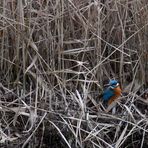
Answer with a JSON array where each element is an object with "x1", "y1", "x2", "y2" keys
[{"x1": 0, "y1": 0, "x2": 147, "y2": 147}]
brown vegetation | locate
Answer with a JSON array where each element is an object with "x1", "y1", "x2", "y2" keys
[{"x1": 0, "y1": 0, "x2": 147, "y2": 147}]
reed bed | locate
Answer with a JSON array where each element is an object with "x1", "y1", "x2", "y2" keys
[{"x1": 0, "y1": 0, "x2": 147, "y2": 147}]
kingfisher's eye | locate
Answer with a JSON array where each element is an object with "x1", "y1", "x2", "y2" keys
[
  {"x1": 112, "y1": 83, "x2": 116, "y2": 85},
  {"x1": 111, "y1": 83, "x2": 119, "y2": 88},
  {"x1": 112, "y1": 85, "x2": 116, "y2": 88}
]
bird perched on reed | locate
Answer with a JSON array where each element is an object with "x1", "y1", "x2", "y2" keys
[{"x1": 102, "y1": 80, "x2": 122, "y2": 105}]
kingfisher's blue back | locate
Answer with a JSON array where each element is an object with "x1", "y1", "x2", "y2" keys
[{"x1": 103, "y1": 87, "x2": 114, "y2": 101}]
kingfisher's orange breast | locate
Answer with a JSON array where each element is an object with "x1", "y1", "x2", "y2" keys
[
  {"x1": 108, "y1": 86, "x2": 122, "y2": 105},
  {"x1": 114, "y1": 86, "x2": 122, "y2": 96}
]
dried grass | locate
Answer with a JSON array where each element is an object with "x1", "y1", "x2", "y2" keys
[{"x1": 0, "y1": 0, "x2": 147, "y2": 147}]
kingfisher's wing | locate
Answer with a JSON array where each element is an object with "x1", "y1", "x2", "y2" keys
[{"x1": 103, "y1": 87, "x2": 114, "y2": 101}]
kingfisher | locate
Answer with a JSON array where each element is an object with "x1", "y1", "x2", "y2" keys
[{"x1": 103, "y1": 80, "x2": 122, "y2": 105}]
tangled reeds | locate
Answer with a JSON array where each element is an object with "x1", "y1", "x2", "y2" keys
[{"x1": 0, "y1": 0, "x2": 147, "y2": 147}]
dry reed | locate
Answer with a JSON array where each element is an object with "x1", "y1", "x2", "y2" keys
[{"x1": 0, "y1": 0, "x2": 147, "y2": 147}]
